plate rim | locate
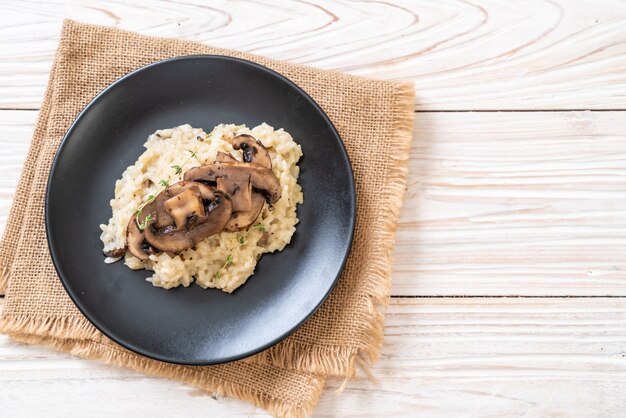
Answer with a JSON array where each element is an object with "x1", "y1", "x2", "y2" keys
[{"x1": 45, "y1": 54, "x2": 356, "y2": 365}]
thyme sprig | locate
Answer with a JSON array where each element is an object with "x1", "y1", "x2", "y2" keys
[
  {"x1": 136, "y1": 214, "x2": 154, "y2": 231},
  {"x1": 235, "y1": 223, "x2": 266, "y2": 247},
  {"x1": 214, "y1": 254, "x2": 234, "y2": 279}
]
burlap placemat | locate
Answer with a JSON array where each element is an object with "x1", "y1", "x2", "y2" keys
[{"x1": 0, "y1": 20, "x2": 414, "y2": 417}]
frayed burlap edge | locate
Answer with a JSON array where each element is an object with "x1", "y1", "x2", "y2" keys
[
  {"x1": 7, "y1": 332, "x2": 324, "y2": 418},
  {"x1": 0, "y1": 266, "x2": 8, "y2": 295},
  {"x1": 246, "y1": 82, "x2": 416, "y2": 379},
  {"x1": 0, "y1": 314, "x2": 103, "y2": 342}
]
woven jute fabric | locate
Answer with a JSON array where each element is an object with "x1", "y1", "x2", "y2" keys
[{"x1": 0, "y1": 20, "x2": 414, "y2": 417}]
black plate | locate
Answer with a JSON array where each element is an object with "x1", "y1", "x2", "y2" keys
[{"x1": 46, "y1": 56, "x2": 355, "y2": 365}]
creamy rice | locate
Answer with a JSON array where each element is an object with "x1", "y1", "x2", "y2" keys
[{"x1": 100, "y1": 123, "x2": 303, "y2": 293}]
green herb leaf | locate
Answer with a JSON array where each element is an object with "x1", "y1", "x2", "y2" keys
[
  {"x1": 253, "y1": 223, "x2": 266, "y2": 232},
  {"x1": 188, "y1": 150, "x2": 197, "y2": 158},
  {"x1": 146, "y1": 194, "x2": 155, "y2": 203},
  {"x1": 238, "y1": 236, "x2": 246, "y2": 245},
  {"x1": 136, "y1": 213, "x2": 154, "y2": 231},
  {"x1": 226, "y1": 255, "x2": 233, "y2": 265},
  {"x1": 158, "y1": 179, "x2": 170, "y2": 188},
  {"x1": 214, "y1": 270, "x2": 222, "y2": 279},
  {"x1": 171, "y1": 165, "x2": 182, "y2": 175}
]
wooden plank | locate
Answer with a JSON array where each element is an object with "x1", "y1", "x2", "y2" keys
[
  {"x1": 2, "y1": 297, "x2": 626, "y2": 417},
  {"x1": 0, "y1": 111, "x2": 34, "y2": 230},
  {"x1": 1, "y1": 110, "x2": 625, "y2": 296},
  {"x1": 1, "y1": 0, "x2": 626, "y2": 110},
  {"x1": 394, "y1": 110, "x2": 626, "y2": 296}
]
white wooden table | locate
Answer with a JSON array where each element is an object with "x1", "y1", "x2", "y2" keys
[{"x1": 2, "y1": 1, "x2": 626, "y2": 416}]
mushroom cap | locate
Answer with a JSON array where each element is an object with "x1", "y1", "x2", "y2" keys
[
  {"x1": 215, "y1": 170, "x2": 253, "y2": 212},
  {"x1": 232, "y1": 134, "x2": 272, "y2": 169},
  {"x1": 145, "y1": 181, "x2": 215, "y2": 228},
  {"x1": 103, "y1": 247, "x2": 126, "y2": 258},
  {"x1": 224, "y1": 192, "x2": 266, "y2": 231},
  {"x1": 164, "y1": 187, "x2": 206, "y2": 230},
  {"x1": 184, "y1": 161, "x2": 281, "y2": 204},
  {"x1": 222, "y1": 136, "x2": 273, "y2": 231},
  {"x1": 129, "y1": 181, "x2": 228, "y2": 255},
  {"x1": 126, "y1": 214, "x2": 153, "y2": 260},
  {"x1": 143, "y1": 191, "x2": 232, "y2": 254},
  {"x1": 215, "y1": 151, "x2": 237, "y2": 163}
]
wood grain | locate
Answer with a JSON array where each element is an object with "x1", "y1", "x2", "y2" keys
[
  {"x1": 3, "y1": 3, "x2": 625, "y2": 417},
  {"x1": 0, "y1": 111, "x2": 33, "y2": 229},
  {"x1": 2, "y1": 110, "x2": 624, "y2": 296},
  {"x1": 2, "y1": 297, "x2": 626, "y2": 417},
  {"x1": 1, "y1": 0, "x2": 626, "y2": 110},
  {"x1": 394, "y1": 110, "x2": 626, "y2": 296}
]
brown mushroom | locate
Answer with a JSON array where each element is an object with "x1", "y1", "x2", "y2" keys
[
  {"x1": 215, "y1": 170, "x2": 253, "y2": 212},
  {"x1": 127, "y1": 181, "x2": 224, "y2": 256},
  {"x1": 148, "y1": 181, "x2": 214, "y2": 228},
  {"x1": 184, "y1": 161, "x2": 281, "y2": 204},
  {"x1": 224, "y1": 192, "x2": 265, "y2": 231},
  {"x1": 103, "y1": 247, "x2": 126, "y2": 258},
  {"x1": 256, "y1": 231, "x2": 271, "y2": 247},
  {"x1": 148, "y1": 192, "x2": 174, "y2": 229},
  {"x1": 233, "y1": 134, "x2": 272, "y2": 169},
  {"x1": 222, "y1": 135, "x2": 274, "y2": 231},
  {"x1": 143, "y1": 192, "x2": 232, "y2": 254},
  {"x1": 215, "y1": 151, "x2": 237, "y2": 163},
  {"x1": 126, "y1": 214, "x2": 154, "y2": 260},
  {"x1": 164, "y1": 188, "x2": 206, "y2": 230}
]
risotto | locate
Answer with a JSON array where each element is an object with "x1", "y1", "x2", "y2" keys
[{"x1": 99, "y1": 123, "x2": 303, "y2": 293}]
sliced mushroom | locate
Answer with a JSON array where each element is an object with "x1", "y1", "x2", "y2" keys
[
  {"x1": 224, "y1": 192, "x2": 265, "y2": 231},
  {"x1": 215, "y1": 151, "x2": 237, "y2": 163},
  {"x1": 164, "y1": 187, "x2": 206, "y2": 230},
  {"x1": 215, "y1": 171, "x2": 253, "y2": 212},
  {"x1": 168, "y1": 181, "x2": 215, "y2": 200},
  {"x1": 224, "y1": 135, "x2": 273, "y2": 230},
  {"x1": 149, "y1": 192, "x2": 174, "y2": 229},
  {"x1": 256, "y1": 231, "x2": 271, "y2": 247},
  {"x1": 233, "y1": 134, "x2": 272, "y2": 169},
  {"x1": 126, "y1": 214, "x2": 154, "y2": 260},
  {"x1": 184, "y1": 162, "x2": 281, "y2": 204},
  {"x1": 147, "y1": 181, "x2": 214, "y2": 228},
  {"x1": 143, "y1": 192, "x2": 232, "y2": 253},
  {"x1": 103, "y1": 247, "x2": 126, "y2": 258},
  {"x1": 128, "y1": 181, "x2": 221, "y2": 255}
]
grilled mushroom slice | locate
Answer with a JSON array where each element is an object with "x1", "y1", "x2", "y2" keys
[
  {"x1": 147, "y1": 192, "x2": 174, "y2": 229},
  {"x1": 127, "y1": 181, "x2": 226, "y2": 255},
  {"x1": 223, "y1": 136, "x2": 273, "y2": 231},
  {"x1": 126, "y1": 214, "x2": 154, "y2": 260},
  {"x1": 143, "y1": 192, "x2": 232, "y2": 254},
  {"x1": 103, "y1": 247, "x2": 126, "y2": 258},
  {"x1": 184, "y1": 162, "x2": 281, "y2": 204},
  {"x1": 215, "y1": 151, "x2": 237, "y2": 163},
  {"x1": 233, "y1": 134, "x2": 272, "y2": 169},
  {"x1": 215, "y1": 171, "x2": 253, "y2": 212},
  {"x1": 164, "y1": 188, "x2": 206, "y2": 230},
  {"x1": 224, "y1": 192, "x2": 265, "y2": 231},
  {"x1": 145, "y1": 181, "x2": 213, "y2": 228}
]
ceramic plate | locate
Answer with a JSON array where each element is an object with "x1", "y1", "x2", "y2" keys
[{"x1": 46, "y1": 56, "x2": 356, "y2": 365}]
